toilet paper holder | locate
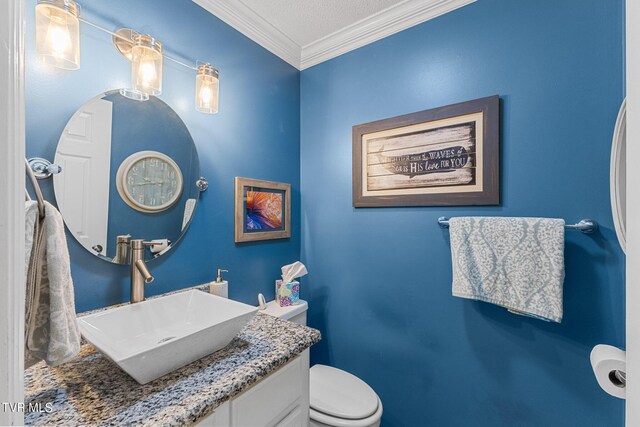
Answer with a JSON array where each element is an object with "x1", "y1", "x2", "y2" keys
[
  {"x1": 591, "y1": 344, "x2": 626, "y2": 399},
  {"x1": 609, "y1": 369, "x2": 626, "y2": 388}
]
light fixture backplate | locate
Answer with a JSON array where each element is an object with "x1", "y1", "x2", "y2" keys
[{"x1": 113, "y1": 28, "x2": 138, "y2": 61}]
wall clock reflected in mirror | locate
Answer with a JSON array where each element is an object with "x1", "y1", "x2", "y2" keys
[{"x1": 116, "y1": 150, "x2": 183, "y2": 213}]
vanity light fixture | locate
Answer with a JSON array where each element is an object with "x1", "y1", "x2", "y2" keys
[
  {"x1": 112, "y1": 29, "x2": 219, "y2": 113},
  {"x1": 35, "y1": 0, "x2": 81, "y2": 70},
  {"x1": 131, "y1": 34, "x2": 163, "y2": 96},
  {"x1": 195, "y1": 63, "x2": 219, "y2": 114},
  {"x1": 34, "y1": 1, "x2": 219, "y2": 114}
]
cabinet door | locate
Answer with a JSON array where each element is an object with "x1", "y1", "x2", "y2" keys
[
  {"x1": 275, "y1": 406, "x2": 303, "y2": 427},
  {"x1": 195, "y1": 349, "x2": 310, "y2": 427},
  {"x1": 231, "y1": 354, "x2": 303, "y2": 426}
]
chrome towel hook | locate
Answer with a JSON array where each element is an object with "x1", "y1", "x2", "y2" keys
[{"x1": 28, "y1": 157, "x2": 62, "y2": 179}]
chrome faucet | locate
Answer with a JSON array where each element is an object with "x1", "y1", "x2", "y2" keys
[
  {"x1": 114, "y1": 234, "x2": 132, "y2": 265},
  {"x1": 130, "y1": 239, "x2": 154, "y2": 303}
]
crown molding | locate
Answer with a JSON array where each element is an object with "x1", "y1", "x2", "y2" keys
[
  {"x1": 193, "y1": 0, "x2": 301, "y2": 68},
  {"x1": 301, "y1": 0, "x2": 476, "y2": 70},
  {"x1": 193, "y1": 0, "x2": 475, "y2": 70}
]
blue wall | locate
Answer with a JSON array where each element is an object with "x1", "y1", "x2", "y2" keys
[
  {"x1": 300, "y1": 0, "x2": 625, "y2": 426},
  {"x1": 25, "y1": 0, "x2": 301, "y2": 312}
]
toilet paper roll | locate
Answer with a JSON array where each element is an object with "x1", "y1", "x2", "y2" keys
[
  {"x1": 590, "y1": 344, "x2": 626, "y2": 399},
  {"x1": 149, "y1": 239, "x2": 170, "y2": 254}
]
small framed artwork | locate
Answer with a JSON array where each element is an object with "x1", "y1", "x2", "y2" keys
[
  {"x1": 352, "y1": 95, "x2": 499, "y2": 207},
  {"x1": 235, "y1": 177, "x2": 291, "y2": 243}
]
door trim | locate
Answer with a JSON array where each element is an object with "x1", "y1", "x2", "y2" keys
[
  {"x1": 0, "y1": 0, "x2": 25, "y2": 425},
  {"x1": 627, "y1": 0, "x2": 639, "y2": 424}
]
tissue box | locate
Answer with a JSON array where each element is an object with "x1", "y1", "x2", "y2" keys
[{"x1": 275, "y1": 280, "x2": 300, "y2": 307}]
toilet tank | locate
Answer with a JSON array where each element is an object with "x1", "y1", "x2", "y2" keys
[{"x1": 261, "y1": 300, "x2": 308, "y2": 326}]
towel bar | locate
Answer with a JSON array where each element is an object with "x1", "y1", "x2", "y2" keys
[{"x1": 437, "y1": 217, "x2": 598, "y2": 234}]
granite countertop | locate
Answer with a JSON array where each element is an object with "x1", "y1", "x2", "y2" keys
[{"x1": 24, "y1": 291, "x2": 321, "y2": 427}]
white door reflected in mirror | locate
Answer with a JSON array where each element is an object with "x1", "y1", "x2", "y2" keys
[{"x1": 611, "y1": 98, "x2": 626, "y2": 253}]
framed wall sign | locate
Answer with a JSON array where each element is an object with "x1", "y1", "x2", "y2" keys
[
  {"x1": 235, "y1": 177, "x2": 291, "y2": 243},
  {"x1": 352, "y1": 95, "x2": 499, "y2": 207}
]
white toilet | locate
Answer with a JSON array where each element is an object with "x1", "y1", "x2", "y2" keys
[{"x1": 262, "y1": 300, "x2": 383, "y2": 427}]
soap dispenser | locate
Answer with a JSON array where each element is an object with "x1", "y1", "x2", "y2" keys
[{"x1": 210, "y1": 268, "x2": 229, "y2": 298}]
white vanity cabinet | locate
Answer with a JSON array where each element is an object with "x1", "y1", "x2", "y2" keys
[{"x1": 196, "y1": 349, "x2": 310, "y2": 427}]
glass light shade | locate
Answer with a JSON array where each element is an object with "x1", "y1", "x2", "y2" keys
[
  {"x1": 131, "y1": 34, "x2": 163, "y2": 96},
  {"x1": 195, "y1": 64, "x2": 219, "y2": 114},
  {"x1": 35, "y1": 0, "x2": 80, "y2": 70},
  {"x1": 119, "y1": 88, "x2": 149, "y2": 102}
]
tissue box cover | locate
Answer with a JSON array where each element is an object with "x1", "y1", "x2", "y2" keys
[{"x1": 275, "y1": 280, "x2": 300, "y2": 307}]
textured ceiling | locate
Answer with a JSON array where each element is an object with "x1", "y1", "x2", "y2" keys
[{"x1": 240, "y1": 0, "x2": 404, "y2": 47}]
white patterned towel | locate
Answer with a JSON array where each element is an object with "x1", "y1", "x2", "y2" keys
[
  {"x1": 450, "y1": 217, "x2": 565, "y2": 322},
  {"x1": 25, "y1": 201, "x2": 81, "y2": 367}
]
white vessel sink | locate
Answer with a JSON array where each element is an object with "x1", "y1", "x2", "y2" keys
[{"x1": 77, "y1": 290, "x2": 258, "y2": 384}]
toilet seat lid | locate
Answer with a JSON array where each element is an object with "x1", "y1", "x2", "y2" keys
[{"x1": 310, "y1": 365, "x2": 379, "y2": 420}]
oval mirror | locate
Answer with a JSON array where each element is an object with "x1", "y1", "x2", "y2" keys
[
  {"x1": 610, "y1": 98, "x2": 626, "y2": 253},
  {"x1": 53, "y1": 90, "x2": 203, "y2": 263}
]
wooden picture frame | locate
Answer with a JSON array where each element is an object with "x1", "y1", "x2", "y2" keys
[
  {"x1": 235, "y1": 177, "x2": 291, "y2": 243},
  {"x1": 352, "y1": 95, "x2": 500, "y2": 207}
]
